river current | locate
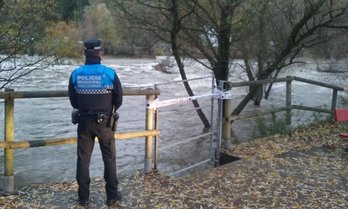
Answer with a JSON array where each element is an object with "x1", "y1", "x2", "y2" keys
[{"x1": 0, "y1": 57, "x2": 347, "y2": 187}]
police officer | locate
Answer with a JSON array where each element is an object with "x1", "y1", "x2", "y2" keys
[{"x1": 68, "y1": 39, "x2": 123, "y2": 207}]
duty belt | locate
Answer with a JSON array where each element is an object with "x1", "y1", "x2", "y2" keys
[{"x1": 79, "y1": 111, "x2": 109, "y2": 116}]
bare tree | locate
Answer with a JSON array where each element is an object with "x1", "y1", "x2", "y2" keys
[
  {"x1": 0, "y1": 0, "x2": 65, "y2": 90},
  {"x1": 108, "y1": 0, "x2": 211, "y2": 129},
  {"x1": 107, "y1": 0, "x2": 347, "y2": 121},
  {"x1": 232, "y1": 0, "x2": 348, "y2": 115},
  {"x1": 179, "y1": 0, "x2": 243, "y2": 81}
]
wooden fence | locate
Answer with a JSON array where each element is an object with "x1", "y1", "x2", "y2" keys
[
  {"x1": 1, "y1": 76, "x2": 344, "y2": 195},
  {"x1": 228, "y1": 76, "x2": 344, "y2": 125},
  {"x1": 0, "y1": 87, "x2": 160, "y2": 194}
]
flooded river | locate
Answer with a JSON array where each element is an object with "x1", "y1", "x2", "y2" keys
[{"x1": 0, "y1": 57, "x2": 347, "y2": 187}]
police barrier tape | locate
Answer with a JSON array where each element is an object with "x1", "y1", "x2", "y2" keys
[{"x1": 146, "y1": 88, "x2": 232, "y2": 109}]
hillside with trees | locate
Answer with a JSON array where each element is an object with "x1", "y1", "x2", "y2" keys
[{"x1": 0, "y1": 0, "x2": 347, "y2": 109}]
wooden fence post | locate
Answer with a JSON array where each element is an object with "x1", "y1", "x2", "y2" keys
[
  {"x1": 222, "y1": 99, "x2": 232, "y2": 149},
  {"x1": 145, "y1": 93, "x2": 154, "y2": 173},
  {"x1": 153, "y1": 85, "x2": 159, "y2": 170},
  {"x1": 3, "y1": 89, "x2": 15, "y2": 194},
  {"x1": 285, "y1": 77, "x2": 292, "y2": 132},
  {"x1": 215, "y1": 81, "x2": 224, "y2": 166},
  {"x1": 331, "y1": 89, "x2": 338, "y2": 118}
]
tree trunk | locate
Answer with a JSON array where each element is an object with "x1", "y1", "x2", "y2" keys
[
  {"x1": 214, "y1": 3, "x2": 232, "y2": 82},
  {"x1": 253, "y1": 1, "x2": 267, "y2": 106},
  {"x1": 232, "y1": 85, "x2": 257, "y2": 115},
  {"x1": 170, "y1": 0, "x2": 210, "y2": 129},
  {"x1": 253, "y1": 85, "x2": 263, "y2": 106}
]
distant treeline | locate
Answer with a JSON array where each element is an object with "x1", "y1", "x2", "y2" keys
[{"x1": 1, "y1": 0, "x2": 347, "y2": 59}]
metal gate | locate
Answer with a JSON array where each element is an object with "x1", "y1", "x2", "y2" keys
[{"x1": 148, "y1": 75, "x2": 226, "y2": 176}]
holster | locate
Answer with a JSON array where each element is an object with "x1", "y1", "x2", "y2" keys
[
  {"x1": 71, "y1": 109, "x2": 79, "y2": 125},
  {"x1": 108, "y1": 112, "x2": 119, "y2": 131}
]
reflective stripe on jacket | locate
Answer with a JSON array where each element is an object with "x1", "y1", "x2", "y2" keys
[{"x1": 68, "y1": 64, "x2": 123, "y2": 113}]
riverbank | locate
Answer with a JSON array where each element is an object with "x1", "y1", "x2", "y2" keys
[{"x1": 1, "y1": 121, "x2": 347, "y2": 208}]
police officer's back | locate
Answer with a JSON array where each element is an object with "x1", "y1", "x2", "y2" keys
[{"x1": 68, "y1": 39, "x2": 123, "y2": 207}]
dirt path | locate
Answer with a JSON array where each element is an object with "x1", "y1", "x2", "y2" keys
[{"x1": 1, "y1": 122, "x2": 348, "y2": 208}]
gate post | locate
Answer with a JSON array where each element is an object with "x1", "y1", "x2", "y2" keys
[
  {"x1": 145, "y1": 93, "x2": 154, "y2": 173},
  {"x1": 3, "y1": 88, "x2": 16, "y2": 195},
  {"x1": 215, "y1": 81, "x2": 224, "y2": 166}
]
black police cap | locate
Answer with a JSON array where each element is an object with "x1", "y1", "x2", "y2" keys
[{"x1": 83, "y1": 39, "x2": 101, "y2": 50}]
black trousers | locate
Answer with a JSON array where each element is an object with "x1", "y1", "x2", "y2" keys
[{"x1": 76, "y1": 115, "x2": 118, "y2": 201}]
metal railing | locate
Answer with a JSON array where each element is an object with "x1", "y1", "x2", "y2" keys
[
  {"x1": 162, "y1": 75, "x2": 216, "y2": 176},
  {"x1": 0, "y1": 87, "x2": 160, "y2": 195}
]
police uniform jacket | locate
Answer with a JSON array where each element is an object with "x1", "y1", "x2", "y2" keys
[{"x1": 68, "y1": 63, "x2": 123, "y2": 114}]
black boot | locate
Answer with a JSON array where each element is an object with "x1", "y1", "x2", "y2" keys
[
  {"x1": 78, "y1": 198, "x2": 90, "y2": 207},
  {"x1": 106, "y1": 191, "x2": 122, "y2": 206}
]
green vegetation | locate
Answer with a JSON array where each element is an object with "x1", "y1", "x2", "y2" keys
[
  {"x1": 37, "y1": 21, "x2": 82, "y2": 59},
  {"x1": 57, "y1": 0, "x2": 89, "y2": 22},
  {"x1": 340, "y1": 96, "x2": 348, "y2": 107},
  {"x1": 255, "y1": 112, "x2": 289, "y2": 138},
  {"x1": 255, "y1": 104, "x2": 335, "y2": 138}
]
